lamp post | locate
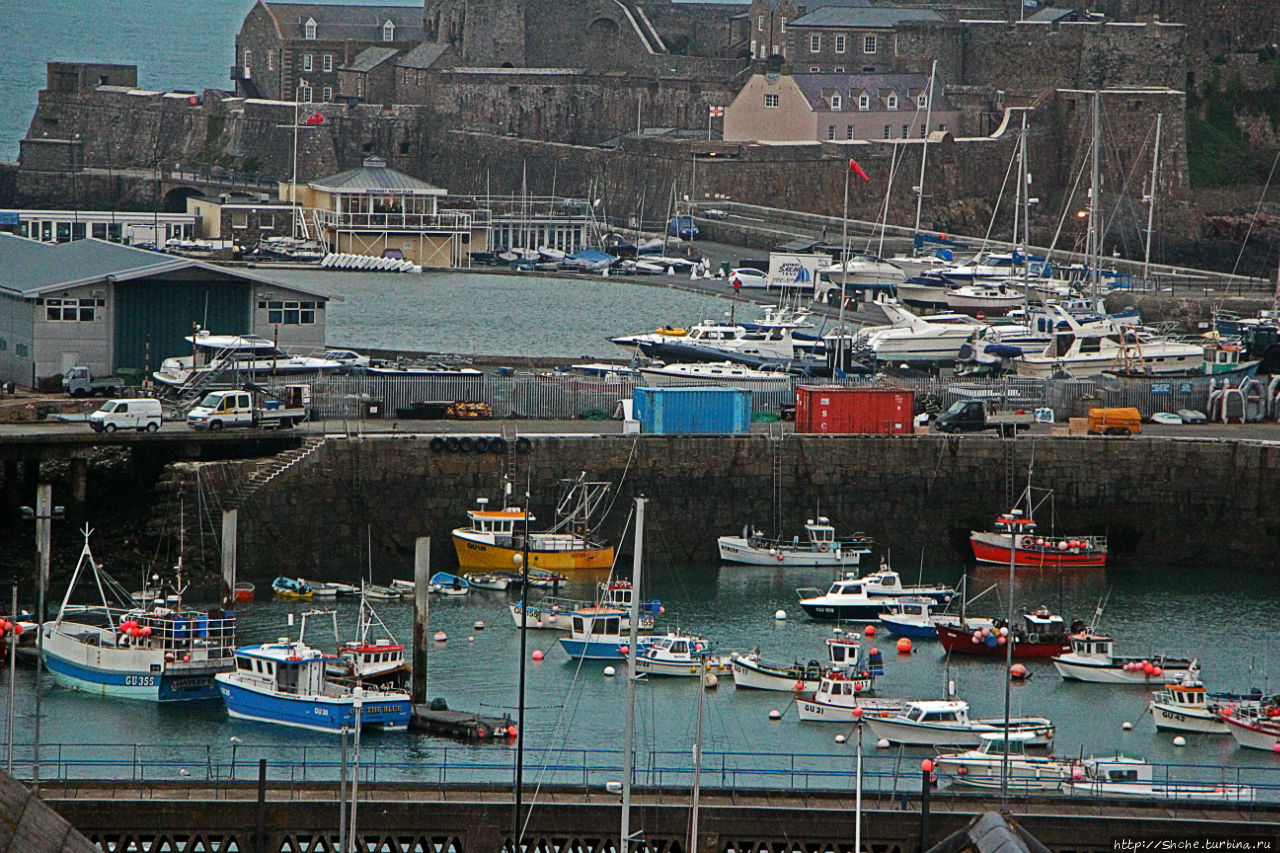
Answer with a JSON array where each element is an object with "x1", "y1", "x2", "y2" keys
[
  {"x1": 349, "y1": 688, "x2": 363, "y2": 853},
  {"x1": 20, "y1": 484, "x2": 64, "y2": 791},
  {"x1": 512, "y1": 489, "x2": 531, "y2": 852},
  {"x1": 229, "y1": 735, "x2": 241, "y2": 780},
  {"x1": 1000, "y1": 507, "x2": 1019, "y2": 811},
  {"x1": 853, "y1": 706, "x2": 864, "y2": 853}
]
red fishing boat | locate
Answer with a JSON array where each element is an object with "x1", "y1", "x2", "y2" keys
[
  {"x1": 970, "y1": 506, "x2": 1106, "y2": 568},
  {"x1": 936, "y1": 607, "x2": 1083, "y2": 659}
]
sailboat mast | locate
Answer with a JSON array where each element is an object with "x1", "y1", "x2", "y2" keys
[
  {"x1": 620, "y1": 498, "x2": 645, "y2": 853},
  {"x1": 689, "y1": 659, "x2": 706, "y2": 853},
  {"x1": 1020, "y1": 111, "x2": 1031, "y2": 292},
  {"x1": 913, "y1": 61, "x2": 937, "y2": 238},
  {"x1": 1088, "y1": 91, "x2": 1101, "y2": 293},
  {"x1": 1142, "y1": 113, "x2": 1162, "y2": 286},
  {"x1": 836, "y1": 160, "x2": 851, "y2": 372}
]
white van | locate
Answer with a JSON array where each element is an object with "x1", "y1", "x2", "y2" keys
[{"x1": 89, "y1": 398, "x2": 164, "y2": 433}]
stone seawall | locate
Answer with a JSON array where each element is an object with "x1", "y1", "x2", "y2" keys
[{"x1": 161, "y1": 433, "x2": 1280, "y2": 581}]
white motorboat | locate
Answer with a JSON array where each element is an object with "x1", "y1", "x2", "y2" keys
[
  {"x1": 1015, "y1": 307, "x2": 1206, "y2": 378},
  {"x1": 859, "y1": 566, "x2": 954, "y2": 605},
  {"x1": 622, "y1": 305, "x2": 817, "y2": 366},
  {"x1": 1149, "y1": 667, "x2": 1273, "y2": 735},
  {"x1": 1051, "y1": 633, "x2": 1194, "y2": 684},
  {"x1": 944, "y1": 282, "x2": 1026, "y2": 317},
  {"x1": 729, "y1": 630, "x2": 862, "y2": 692},
  {"x1": 1220, "y1": 706, "x2": 1280, "y2": 751},
  {"x1": 638, "y1": 361, "x2": 791, "y2": 393},
  {"x1": 854, "y1": 303, "x2": 987, "y2": 366},
  {"x1": 363, "y1": 361, "x2": 483, "y2": 377},
  {"x1": 509, "y1": 581, "x2": 661, "y2": 631},
  {"x1": 863, "y1": 698, "x2": 1054, "y2": 747},
  {"x1": 794, "y1": 671, "x2": 900, "y2": 722},
  {"x1": 1060, "y1": 755, "x2": 1255, "y2": 802},
  {"x1": 935, "y1": 732, "x2": 1075, "y2": 791},
  {"x1": 796, "y1": 568, "x2": 954, "y2": 621},
  {"x1": 463, "y1": 571, "x2": 519, "y2": 591},
  {"x1": 152, "y1": 331, "x2": 346, "y2": 387},
  {"x1": 817, "y1": 255, "x2": 906, "y2": 288},
  {"x1": 635, "y1": 633, "x2": 731, "y2": 677},
  {"x1": 717, "y1": 517, "x2": 873, "y2": 568}
]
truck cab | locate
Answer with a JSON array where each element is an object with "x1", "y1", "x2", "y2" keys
[
  {"x1": 187, "y1": 390, "x2": 254, "y2": 430},
  {"x1": 932, "y1": 399, "x2": 1031, "y2": 436}
]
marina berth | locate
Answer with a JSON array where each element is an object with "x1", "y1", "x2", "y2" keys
[
  {"x1": 862, "y1": 698, "x2": 1055, "y2": 747},
  {"x1": 1051, "y1": 633, "x2": 1194, "y2": 684},
  {"x1": 215, "y1": 638, "x2": 411, "y2": 733},
  {"x1": 717, "y1": 518, "x2": 872, "y2": 569},
  {"x1": 42, "y1": 530, "x2": 235, "y2": 702}
]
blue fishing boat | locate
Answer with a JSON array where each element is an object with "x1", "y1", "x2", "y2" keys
[
  {"x1": 215, "y1": 638, "x2": 411, "y2": 733},
  {"x1": 879, "y1": 597, "x2": 942, "y2": 639},
  {"x1": 429, "y1": 572, "x2": 470, "y2": 596},
  {"x1": 42, "y1": 528, "x2": 236, "y2": 702},
  {"x1": 558, "y1": 607, "x2": 657, "y2": 660},
  {"x1": 272, "y1": 577, "x2": 314, "y2": 599}
]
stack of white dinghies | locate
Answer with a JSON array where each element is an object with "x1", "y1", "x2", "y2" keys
[{"x1": 321, "y1": 253, "x2": 422, "y2": 273}]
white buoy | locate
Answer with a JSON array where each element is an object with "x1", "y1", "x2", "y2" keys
[
  {"x1": 1122, "y1": 721, "x2": 1133, "y2": 731},
  {"x1": 774, "y1": 609, "x2": 787, "y2": 620},
  {"x1": 433, "y1": 630, "x2": 447, "y2": 643},
  {"x1": 704, "y1": 673, "x2": 719, "y2": 689},
  {"x1": 603, "y1": 666, "x2": 617, "y2": 677},
  {"x1": 1173, "y1": 736, "x2": 1186, "y2": 747},
  {"x1": 835, "y1": 734, "x2": 847, "y2": 744},
  {"x1": 468, "y1": 636, "x2": 475, "y2": 643},
  {"x1": 473, "y1": 620, "x2": 485, "y2": 630},
  {"x1": 768, "y1": 709, "x2": 782, "y2": 720},
  {"x1": 877, "y1": 738, "x2": 891, "y2": 749}
]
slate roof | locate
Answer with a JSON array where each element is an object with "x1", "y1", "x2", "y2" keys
[
  {"x1": 310, "y1": 156, "x2": 446, "y2": 194},
  {"x1": 789, "y1": 6, "x2": 943, "y2": 28},
  {"x1": 1023, "y1": 6, "x2": 1078, "y2": 23},
  {"x1": 343, "y1": 46, "x2": 400, "y2": 73},
  {"x1": 397, "y1": 42, "x2": 449, "y2": 70},
  {"x1": 262, "y1": 2, "x2": 425, "y2": 42},
  {"x1": 791, "y1": 72, "x2": 943, "y2": 110},
  {"x1": 0, "y1": 234, "x2": 327, "y2": 297}
]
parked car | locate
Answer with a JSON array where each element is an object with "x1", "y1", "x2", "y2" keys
[
  {"x1": 703, "y1": 208, "x2": 729, "y2": 220},
  {"x1": 729, "y1": 267, "x2": 768, "y2": 289},
  {"x1": 667, "y1": 216, "x2": 699, "y2": 240}
]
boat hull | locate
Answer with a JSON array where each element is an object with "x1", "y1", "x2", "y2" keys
[
  {"x1": 558, "y1": 637, "x2": 655, "y2": 660},
  {"x1": 42, "y1": 625, "x2": 228, "y2": 702},
  {"x1": 453, "y1": 532, "x2": 614, "y2": 572},
  {"x1": 1149, "y1": 702, "x2": 1227, "y2": 734},
  {"x1": 799, "y1": 601, "x2": 885, "y2": 620},
  {"x1": 936, "y1": 624, "x2": 1068, "y2": 659},
  {"x1": 638, "y1": 656, "x2": 732, "y2": 677},
  {"x1": 1223, "y1": 714, "x2": 1280, "y2": 751},
  {"x1": 933, "y1": 756, "x2": 1070, "y2": 790},
  {"x1": 864, "y1": 717, "x2": 1054, "y2": 748},
  {"x1": 970, "y1": 532, "x2": 1107, "y2": 568},
  {"x1": 795, "y1": 697, "x2": 901, "y2": 723},
  {"x1": 1052, "y1": 658, "x2": 1193, "y2": 684},
  {"x1": 215, "y1": 676, "x2": 410, "y2": 733},
  {"x1": 877, "y1": 616, "x2": 938, "y2": 639},
  {"x1": 717, "y1": 537, "x2": 865, "y2": 568},
  {"x1": 729, "y1": 655, "x2": 823, "y2": 692}
]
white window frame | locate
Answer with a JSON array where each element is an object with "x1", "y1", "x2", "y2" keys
[
  {"x1": 846, "y1": 125, "x2": 854, "y2": 140},
  {"x1": 887, "y1": 94, "x2": 898, "y2": 110},
  {"x1": 764, "y1": 93, "x2": 779, "y2": 109},
  {"x1": 834, "y1": 66, "x2": 844, "y2": 73},
  {"x1": 835, "y1": 35, "x2": 846, "y2": 53},
  {"x1": 809, "y1": 34, "x2": 821, "y2": 52},
  {"x1": 302, "y1": 85, "x2": 313, "y2": 103},
  {"x1": 858, "y1": 93, "x2": 869, "y2": 110},
  {"x1": 864, "y1": 35, "x2": 877, "y2": 53},
  {"x1": 827, "y1": 125, "x2": 835, "y2": 140},
  {"x1": 810, "y1": 66, "x2": 820, "y2": 72},
  {"x1": 831, "y1": 94, "x2": 842, "y2": 110},
  {"x1": 323, "y1": 54, "x2": 333, "y2": 72},
  {"x1": 303, "y1": 53, "x2": 313, "y2": 72},
  {"x1": 304, "y1": 17, "x2": 317, "y2": 40},
  {"x1": 322, "y1": 86, "x2": 333, "y2": 102},
  {"x1": 243, "y1": 49, "x2": 252, "y2": 69},
  {"x1": 383, "y1": 20, "x2": 395, "y2": 42},
  {"x1": 780, "y1": 16, "x2": 786, "y2": 32},
  {"x1": 758, "y1": 15, "x2": 764, "y2": 32},
  {"x1": 918, "y1": 94, "x2": 927, "y2": 108}
]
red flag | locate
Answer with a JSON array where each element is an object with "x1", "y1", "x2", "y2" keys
[
  {"x1": 849, "y1": 159, "x2": 870, "y2": 183},
  {"x1": 305, "y1": 113, "x2": 324, "y2": 125}
]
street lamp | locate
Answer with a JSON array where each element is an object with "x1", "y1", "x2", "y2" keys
[
  {"x1": 229, "y1": 735, "x2": 241, "y2": 780},
  {"x1": 853, "y1": 706, "x2": 864, "y2": 853},
  {"x1": 19, "y1": 486, "x2": 65, "y2": 791}
]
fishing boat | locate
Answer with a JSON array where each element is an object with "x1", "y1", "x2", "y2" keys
[
  {"x1": 233, "y1": 582, "x2": 255, "y2": 603},
  {"x1": 328, "y1": 597, "x2": 411, "y2": 688},
  {"x1": 42, "y1": 528, "x2": 235, "y2": 702},
  {"x1": 557, "y1": 607, "x2": 658, "y2": 660},
  {"x1": 863, "y1": 698, "x2": 1054, "y2": 747},
  {"x1": 509, "y1": 580, "x2": 661, "y2": 630},
  {"x1": 935, "y1": 732, "x2": 1075, "y2": 791},
  {"x1": 970, "y1": 505, "x2": 1106, "y2": 569},
  {"x1": 1149, "y1": 668, "x2": 1274, "y2": 735},
  {"x1": 794, "y1": 671, "x2": 901, "y2": 722},
  {"x1": 428, "y1": 572, "x2": 470, "y2": 596},
  {"x1": 272, "y1": 577, "x2": 314, "y2": 599},
  {"x1": 464, "y1": 571, "x2": 520, "y2": 591},
  {"x1": 935, "y1": 607, "x2": 1081, "y2": 659},
  {"x1": 1059, "y1": 755, "x2": 1255, "y2": 802},
  {"x1": 1221, "y1": 707, "x2": 1280, "y2": 751},
  {"x1": 215, "y1": 637, "x2": 411, "y2": 733},
  {"x1": 636, "y1": 633, "x2": 731, "y2": 677},
  {"x1": 878, "y1": 597, "x2": 942, "y2": 639},
  {"x1": 717, "y1": 517, "x2": 873, "y2": 569},
  {"x1": 453, "y1": 474, "x2": 614, "y2": 572},
  {"x1": 795, "y1": 567, "x2": 952, "y2": 621},
  {"x1": 729, "y1": 630, "x2": 861, "y2": 692},
  {"x1": 1051, "y1": 633, "x2": 1194, "y2": 684}
]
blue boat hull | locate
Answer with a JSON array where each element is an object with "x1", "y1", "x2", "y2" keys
[
  {"x1": 558, "y1": 637, "x2": 655, "y2": 660},
  {"x1": 216, "y1": 676, "x2": 410, "y2": 733},
  {"x1": 878, "y1": 618, "x2": 939, "y2": 639},
  {"x1": 43, "y1": 653, "x2": 222, "y2": 702}
]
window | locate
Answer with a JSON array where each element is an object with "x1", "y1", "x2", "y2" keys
[
  {"x1": 835, "y1": 35, "x2": 846, "y2": 53},
  {"x1": 834, "y1": 66, "x2": 844, "y2": 73},
  {"x1": 267, "y1": 300, "x2": 318, "y2": 325},
  {"x1": 15, "y1": 344, "x2": 28, "y2": 358},
  {"x1": 810, "y1": 66, "x2": 820, "y2": 72},
  {"x1": 858, "y1": 93, "x2": 869, "y2": 110},
  {"x1": 902, "y1": 124, "x2": 908, "y2": 137},
  {"x1": 809, "y1": 34, "x2": 820, "y2": 52},
  {"x1": 764, "y1": 93, "x2": 779, "y2": 108},
  {"x1": 303, "y1": 53, "x2": 313, "y2": 71},
  {"x1": 831, "y1": 94, "x2": 842, "y2": 110},
  {"x1": 322, "y1": 86, "x2": 332, "y2": 102},
  {"x1": 779, "y1": 16, "x2": 786, "y2": 32},
  {"x1": 323, "y1": 54, "x2": 333, "y2": 72},
  {"x1": 864, "y1": 35, "x2": 876, "y2": 53},
  {"x1": 887, "y1": 94, "x2": 898, "y2": 110},
  {"x1": 302, "y1": 85, "x2": 313, "y2": 102},
  {"x1": 862, "y1": 65, "x2": 875, "y2": 73},
  {"x1": 267, "y1": 52, "x2": 274, "y2": 71},
  {"x1": 383, "y1": 20, "x2": 395, "y2": 41},
  {"x1": 45, "y1": 298, "x2": 95, "y2": 322},
  {"x1": 827, "y1": 125, "x2": 835, "y2": 140},
  {"x1": 846, "y1": 125, "x2": 853, "y2": 140},
  {"x1": 918, "y1": 94, "x2": 928, "y2": 109},
  {"x1": 243, "y1": 49, "x2": 252, "y2": 69},
  {"x1": 259, "y1": 213, "x2": 275, "y2": 230},
  {"x1": 758, "y1": 15, "x2": 764, "y2": 32},
  {"x1": 232, "y1": 212, "x2": 248, "y2": 229},
  {"x1": 883, "y1": 124, "x2": 890, "y2": 138},
  {"x1": 0, "y1": 339, "x2": 6, "y2": 352},
  {"x1": 304, "y1": 17, "x2": 317, "y2": 39}
]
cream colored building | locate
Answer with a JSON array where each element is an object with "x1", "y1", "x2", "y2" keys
[{"x1": 724, "y1": 72, "x2": 959, "y2": 143}]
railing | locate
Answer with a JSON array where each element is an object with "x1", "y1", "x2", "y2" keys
[
  {"x1": 12, "y1": 742, "x2": 1279, "y2": 805},
  {"x1": 254, "y1": 372, "x2": 1242, "y2": 423},
  {"x1": 313, "y1": 210, "x2": 475, "y2": 232}
]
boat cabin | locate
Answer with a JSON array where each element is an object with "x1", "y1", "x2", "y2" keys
[
  {"x1": 1067, "y1": 633, "x2": 1114, "y2": 660},
  {"x1": 993, "y1": 510, "x2": 1036, "y2": 536},
  {"x1": 1155, "y1": 680, "x2": 1207, "y2": 709},
  {"x1": 465, "y1": 498, "x2": 533, "y2": 539},
  {"x1": 976, "y1": 730, "x2": 1035, "y2": 756},
  {"x1": 340, "y1": 639, "x2": 405, "y2": 674},
  {"x1": 233, "y1": 640, "x2": 329, "y2": 697},
  {"x1": 902, "y1": 699, "x2": 971, "y2": 725},
  {"x1": 1022, "y1": 607, "x2": 1066, "y2": 635},
  {"x1": 597, "y1": 581, "x2": 662, "y2": 614},
  {"x1": 824, "y1": 579, "x2": 867, "y2": 597},
  {"x1": 886, "y1": 597, "x2": 934, "y2": 619},
  {"x1": 862, "y1": 569, "x2": 903, "y2": 595},
  {"x1": 816, "y1": 670, "x2": 870, "y2": 699},
  {"x1": 569, "y1": 607, "x2": 627, "y2": 640},
  {"x1": 1082, "y1": 755, "x2": 1152, "y2": 784},
  {"x1": 825, "y1": 632, "x2": 861, "y2": 669}
]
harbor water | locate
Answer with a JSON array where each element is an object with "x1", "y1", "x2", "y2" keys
[{"x1": 5, "y1": 550, "x2": 1279, "y2": 795}]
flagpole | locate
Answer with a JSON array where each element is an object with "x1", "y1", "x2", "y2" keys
[
  {"x1": 292, "y1": 84, "x2": 301, "y2": 240},
  {"x1": 707, "y1": 110, "x2": 712, "y2": 141}
]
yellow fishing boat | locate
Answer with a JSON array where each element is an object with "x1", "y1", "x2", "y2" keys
[{"x1": 452, "y1": 475, "x2": 615, "y2": 572}]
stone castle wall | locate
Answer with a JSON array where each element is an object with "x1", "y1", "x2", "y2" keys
[{"x1": 155, "y1": 434, "x2": 1280, "y2": 581}]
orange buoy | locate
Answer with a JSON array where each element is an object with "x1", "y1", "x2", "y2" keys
[{"x1": 896, "y1": 637, "x2": 912, "y2": 654}]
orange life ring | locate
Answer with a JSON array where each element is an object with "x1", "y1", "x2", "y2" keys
[
  {"x1": 1021, "y1": 535, "x2": 1035, "y2": 548},
  {"x1": 819, "y1": 542, "x2": 830, "y2": 552}
]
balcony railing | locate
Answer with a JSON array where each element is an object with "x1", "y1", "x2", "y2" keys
[{"x1": 314, "y1": 210, "x2": 474, "y2": 232}]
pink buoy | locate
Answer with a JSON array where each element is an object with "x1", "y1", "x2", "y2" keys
[
  {"x1": 1151, "y1": 666, "x2": 1163, "y2": 677},
  {"x1": 1010, "y1": 663, "x2": 1028, "y2": 680},
  {"x1": 996, "y1": 635, "x2": 1006, "y2": 645},
  {"x1": 531, "y1": 650, "x2": 544, "y2": 661},
  {"x1": 971, "y1": 635, "x2": 980, "y2": 644},
  {"x1": 1057, "y1": 541, "x2": 1069, "y2": 551}
]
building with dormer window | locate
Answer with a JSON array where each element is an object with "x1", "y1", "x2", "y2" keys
[
  {"x1": 723, "y1": 71, "x2": 958, "y2": 143},
  {"x1": 233, "y1": 1, "x2": 424, "y2": 101}
]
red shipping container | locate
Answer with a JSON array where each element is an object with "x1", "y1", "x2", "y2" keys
[{"x1": 794, "y1": 386, "x2": 915, "y2": 434}]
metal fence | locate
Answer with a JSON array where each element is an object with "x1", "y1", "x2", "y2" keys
[
  {"x1": 259, "y1": 372, "x2": 1240, "y2": 424},
  {"x1": 12, "y1": 741, "x2": 1279, "y2": 806}
]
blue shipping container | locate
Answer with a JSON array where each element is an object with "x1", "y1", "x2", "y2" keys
[{"x1": 632, "y1": 386, "x2": 752, "y2": 434}]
